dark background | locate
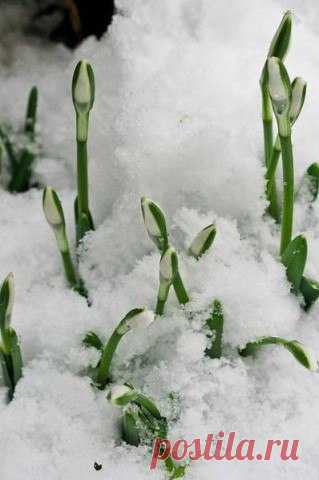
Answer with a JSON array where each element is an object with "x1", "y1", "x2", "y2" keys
[{"x1": 11, "y1": 0, "x2": 115, "y2": 48}]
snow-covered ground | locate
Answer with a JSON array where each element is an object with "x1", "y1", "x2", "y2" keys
[{"x1": 1, "y1": 0, "x2": 319, "y2": 478}]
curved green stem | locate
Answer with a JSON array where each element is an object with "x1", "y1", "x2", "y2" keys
[
  {"x1": 96, "y1": 330, "x2": 122, "y2": 388},
  {"x1": 280, "y1": 134, "x2": 294, "y2": 255}
]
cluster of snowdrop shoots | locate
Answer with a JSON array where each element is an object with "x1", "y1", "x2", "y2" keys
[{"x1": 1, "y1": 10, "x2": 319, "y2": 478}]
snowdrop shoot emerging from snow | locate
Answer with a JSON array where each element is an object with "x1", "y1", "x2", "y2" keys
[
  {"x1": 0, "y1": 85, "x2": 39, "y2": 192},
  {"x1": 240, "y1": 337, "x2": 319, "y2": 371},
  {"x1": 260, "y1": 10, "x2": 292, "y2": 221},
  {"x1": 188, "y1": 224, "x2": 216, "y2": 260},
  {"x1": 72, "y1": 60, "x2": 95, "y2": 244},
  {"x1": 141, "y1": 197, "x2": 169, "y2": 252},
  {"x1": 0, "y1": 274, "x2": 23, "y2": 401},
  {"x1": 85, "y1": 308, "x2": 155, "y2": 388},
  {"x1": 42, "y1": 186, "x2": 86, "y2": 297},
  {"x1": 267, "y1": 57, "x2": 294, "y2": 255}
]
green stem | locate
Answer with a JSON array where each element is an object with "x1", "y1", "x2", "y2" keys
[
  {"x1": 205, "y1": 300, "x2": 224, "y2": 359},
  {"x1": 173, "y1": 272, "x2": 189, "y2": 305},
  {"x1": 61, "y1": 250, "x2": 79, "y2": 289},
  {"x1": 155, "y1": 281, "x2": 170, "y2": 316},
  {"x1": 96, "y1": 330, "x2": 122, "y2": 388},
  {"x1": 77, "y1": 140, "x2": 89, "y2": 215},
  {"x1": 262, "y1": 89, "x2": 279, "y2": 222},
  {"x1": 263, "y1": 119, "x2": 273, "y2": 167},
  {"x1": 279, "y1": 134, "x2": 294, "y2": 256},
  {"x1": 266, "y1": 142, "x2": 281, "y2": 187}
]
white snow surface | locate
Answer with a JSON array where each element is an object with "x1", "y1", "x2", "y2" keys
[{"x1": 1, "y1": 0, "x2": 319, "y2": 479}]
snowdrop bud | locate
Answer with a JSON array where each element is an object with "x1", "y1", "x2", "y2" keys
[
  {"x1": 289, "y1": 77, "x2": 307, "y2": 125},
  {"x1": 141, "y1": 197, "x2": 168, "y2": 251},
  {"x1": 43, "y1": 187, "x2": 68, "y2": 252},
  {"x1": 0, "y1": 273, "x2": 14, "y2": 331},
  {"x1": 72, "y1": 60, "x2": 95, "y2": 115},
  {"x1": 160, "y1": 247, "x2": 178, "y2": 283},
  {"x1": 107, "y1": 384, "x2": 137, "y2": 406},
  {"x1": 43, "y1": 187, "x2": 65, "y2": 228},
  {"x1": 287, "y1": 341, "x2": 319, "y2": 371},
  {"x1": 267, "y1": 11, "x2": 292, "y2": 60},
  {"x1": 189, "y1": 224, "x2": 216, "y2": 259},
  {"x1": 117, "y1": 308, "x2": 155, "y2": 335},
  {"x1": 267, "y1": 57, "x2": 292, "y2": 136}
]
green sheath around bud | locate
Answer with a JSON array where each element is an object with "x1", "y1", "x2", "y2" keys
[
  {"x1": 0, "y1": 274, "x2": 23, "y2": 401},
  {"x1": 156, "y1": 247, "x2": 189, "y2": 315},
  {"x1": 189, "y1": 224, "x2": 216, "y2": 260},
  {"x1": 156, "y1": 247, "x2": 178, "y2": 315},
  {"x1": 141, "y1": 197, "x2": 169, "y2": 252},
  {"x1": 267, "y1": 57, "x2": 292, "y2": 137},
  {"x1": 0, "y1": 273, "x2": 14, "y2": 332},
  {"x1": 239, "y1": 336, "x2": 318, "y2": 371},
  {"x1": 267, "y1": 11, "x2": 292, "y2": 61}
]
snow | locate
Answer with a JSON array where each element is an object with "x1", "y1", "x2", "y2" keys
[{"x1": 1, "y1": 0, "x2": 319, "y2": 479}]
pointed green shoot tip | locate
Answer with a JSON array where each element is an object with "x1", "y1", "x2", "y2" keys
[
  {"x1": 268, "y1": 11, "x2": 293, "y2": 61},
  {"x1": 0, "y1": 273, "x2": 15, "y2": 331},
  {"x1": 72, "y1": 60, "x2": 95, "y2": 115},
  {"x1": 43, "y1": 187, "x2": 65, "y2": 229},
  {"x1": 306, "y1": 163, "x2": 319, "y2": 202},
  {"x1": 240, "y1": 336, "x2": 318, "y2": 371},
  {"x1": 300, "y1": 277, "x2": 319, "y2": 311},
  {"x1": 189, "y1": 224, "x2": 216, "y2": 259},
  {"x1": 282, "y1": 235, "x2": 307, "y2": 292},
  {"x1": 141, "y1": 197, "x2": 169, "y2": 252},
  {"x1": 290, "y1": 77, "x2": 307, "y2": 125},
  {"x1": 25, "y1": 86, "x2": 38, "y2": 135}
]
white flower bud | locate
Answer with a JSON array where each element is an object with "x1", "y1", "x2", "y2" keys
[
  {"x1": 160, "y1": 247, "x2": 178, "y2": 283},
  {"x1": 72, "y1": 60, "x2": 95, "y2": 114},
  {"x1": 107, "y1": 384, "x2": 136, "y2": 406},
  {"x1": 289, "y1": 77, "x2": 307, "y2": 125},
  {"x1": 43, "y1": 187, "x2": 68, "y2": 253},
  {"x1": 117, "y1": 308, "x2": 155, "y2": 335},
  {"x1": 141, "y1": 197, "x2": 168, "y2": 251},
  {"x1": 189, "y1": 224, "x2": 216, "y2": 259},
  {"x1": 267, "y1": 57, "x2": 292, "y2": 136},
  {"x1": 43, "y1": 187, "x2": 64, "y2": 228}
]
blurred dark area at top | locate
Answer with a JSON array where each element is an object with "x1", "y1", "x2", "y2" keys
[{"x1": 23, "y1": 0, "x2": 115, "y2": 48}]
